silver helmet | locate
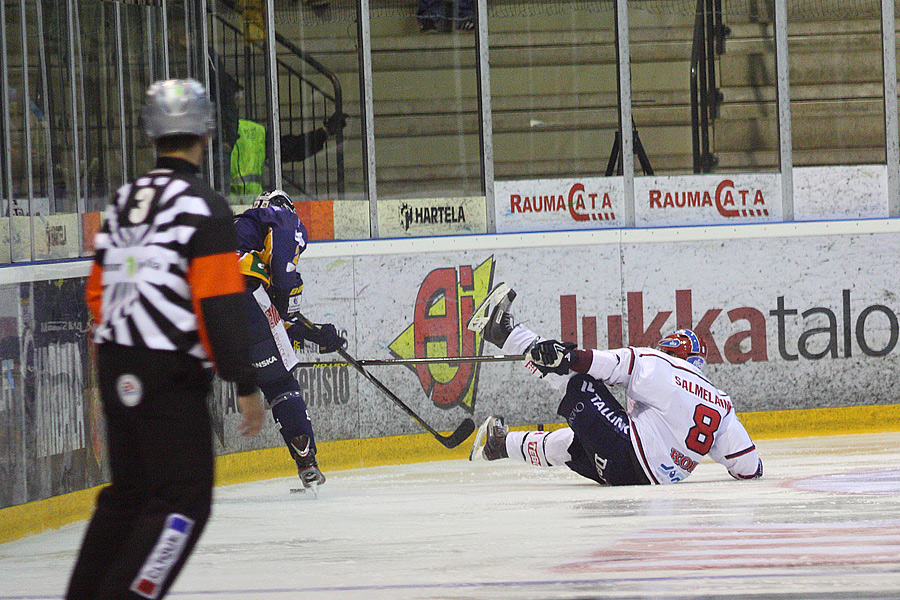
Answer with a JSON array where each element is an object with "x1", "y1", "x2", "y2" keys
[{"x1": 141, "y1": 78, "x2": 215, "y2": 141}]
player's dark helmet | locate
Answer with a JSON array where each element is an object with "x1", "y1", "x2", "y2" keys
[
  {"x1": 657, "y1": 329, "x2": 707, "y2": 370},
  {"x1": 252, "y1": 189, "x2": 294, "y2": 211}
]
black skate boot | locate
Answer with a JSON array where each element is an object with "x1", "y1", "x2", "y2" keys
[
  {"x1": 290, "y1": 435, "x2": 326, "y2": 495},
  {"x1": 469, "y1": 416, "x2": 509, "y2": 461},
  {"x1": 466, "y1": 283, "x2": 518, "y2": 348}
]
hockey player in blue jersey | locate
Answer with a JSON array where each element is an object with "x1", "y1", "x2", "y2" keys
[{"x1": 234, "y1": 189, "x2": 346, "y2": 492}]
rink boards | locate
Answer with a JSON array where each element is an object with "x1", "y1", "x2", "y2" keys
[{"x1": 2, "y1": 218, "x2": 900, "y2": 540}]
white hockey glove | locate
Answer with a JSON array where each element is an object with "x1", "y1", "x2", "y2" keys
[
  {"x1": 730, "y1": 458, "x2": 764, "y2": 480},
  {"x1": 529, "y1": 340, "x2": 576, "y2": 376}
]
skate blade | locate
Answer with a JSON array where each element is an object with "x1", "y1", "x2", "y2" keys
[
  {"x1": 466, "y1": 283, "x2": 510, "y2": 333},
  {"x1": 290, "y1": 482, "x2": 319, "y2": 498},
  {"x1": 469, "y1": 445, "x2": 484, "y2": 461},
  {"x1": 468, "y1": 416, "x2": 492, "y2": 461}
]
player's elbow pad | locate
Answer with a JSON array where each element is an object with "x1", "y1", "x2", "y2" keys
[{"x1": 731, "y1": 458, "x2": 763, "y2": 480}]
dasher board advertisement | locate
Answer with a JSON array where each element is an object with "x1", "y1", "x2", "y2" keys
[
  {"x1": 494, "y1": 177, "x2": 624, "y2": 233},
  {"x1": 634, "y1": 173, "x2": 783, "y2": 226},
  {"x1": 4, "y1": 223, "x2": 900, "y2": 509},
  {"x1": 377, "y1": 197, "x2": 487, "y2": 237},
  {"x1": 339, "y1": 231, "x2": 899, "y2": 428}
]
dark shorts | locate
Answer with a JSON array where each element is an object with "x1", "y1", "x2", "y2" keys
[
  {"x1": 245, "y1": 295, "x2": 297, "y2": 400},
  {"x1": 557, "y1": 374, "x2": 650, "y2": 486}
]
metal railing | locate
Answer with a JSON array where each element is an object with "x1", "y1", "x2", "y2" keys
[
  {"x1": 690, "y1": 0, "x2": 729, "y2": 173},
  {"x1": 212, "y1": 1, "x2": 345, "y2": 199}
]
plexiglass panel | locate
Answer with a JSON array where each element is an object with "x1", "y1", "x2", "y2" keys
[
  {"x1": 789, "y1": 1, "x2": 885, "y2": 167},
  {"x1": 79, "y1": 2, "x2": 130, "y2": 213},
  {"x1": 1, "y1": 0, "x2": 900, "y2": 260},
  {"x1": 630, "y1": 0, "x2": 779, "y2": 175},
  {"x1": 206, "y1": 1, "x2": 274, "y2": 202},
  {"x1": 366, "y1": 5, "x2": 482, "y2": 240},
  {"x1": 488, "y1": 4, "x2": 620, "y2": 235},
  {"x1": 260, "y1": 3, "x2": 367, "y2": 240},
  {"x1": 490, "y1": 7, "x2": 618, "y2": 181},
  {"x1": 271, "y1": 4, "x2": 361, "y2": 204},
  {"x1": 370, "y1": 16, "x2": 481, "y2": 203}
]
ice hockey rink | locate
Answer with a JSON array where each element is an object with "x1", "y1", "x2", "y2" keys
[{"x1": 2, "y1": 432, "x2": 899, "y2": 600}]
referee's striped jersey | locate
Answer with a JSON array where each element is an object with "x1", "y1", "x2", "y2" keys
[{"x1": 85, "y1": 156, "x2": 257, "y2": 395}]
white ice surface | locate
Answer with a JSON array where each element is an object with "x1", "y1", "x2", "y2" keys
[{"x1": 2, "y1": 432, "x2": 900, "y2": 600}]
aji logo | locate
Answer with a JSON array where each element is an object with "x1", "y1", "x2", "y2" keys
[{"x1": 389, "y1": 257, "x2": 495, "y2": 412}]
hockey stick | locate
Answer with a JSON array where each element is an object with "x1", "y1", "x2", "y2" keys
[
  {"x1": 293, "y1": 314, "x2": 476, "y2": 449},
  {"x1": 293, "y1": 354, "x2": 527, "y2": 368}
]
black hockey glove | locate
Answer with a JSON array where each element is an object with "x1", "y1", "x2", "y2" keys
[
  {"x1": 286, "y1": 319, "x2": 344, "y2": 353},
  {"x1": 324, "y1": 112, "x2": 348, "y2": 136},
  {"x1": 292, "y1": 321, "x2": 346, "y2": 354},
  {"x1": 529, "y1": 340, "x2": 577, "y2": 376}
]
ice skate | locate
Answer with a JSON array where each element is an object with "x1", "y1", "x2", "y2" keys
[
  {"x1": 290, "y1": 435, "x2": 326, "y2": 496},
  {"x1": 466, "y1": 283, "x2": 518, "y2": 348},
  {"x1": 469, "y1": 416, "x2": 509, "y2": 461},
  {"x1": 297, "y1": 462, "x2": 326, "y2": 496}
]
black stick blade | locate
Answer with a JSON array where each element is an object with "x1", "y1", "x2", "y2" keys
[{"x1": 436, "y1": 418, "x2": 477, "y2": 448}]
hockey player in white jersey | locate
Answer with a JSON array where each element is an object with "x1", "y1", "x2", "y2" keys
[{"x1": 467, "y1": 283, "x2": 763, "y2": 486}]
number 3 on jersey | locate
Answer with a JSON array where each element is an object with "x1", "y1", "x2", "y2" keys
[
  {"x1": 128, "y1": 187, "x2": 156, "y2": 224},
  {"x1": 685, "y1": 404, "x2": 721, "y2": 454}
]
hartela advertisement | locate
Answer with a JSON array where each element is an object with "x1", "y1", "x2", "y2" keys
[{"x1": 378, "y1": 197, "x2": 487, "y2": 237}]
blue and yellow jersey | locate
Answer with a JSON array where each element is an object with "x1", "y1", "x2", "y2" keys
[{"x1": 234, "y1": 205, "x2": 307, "y2": 316}]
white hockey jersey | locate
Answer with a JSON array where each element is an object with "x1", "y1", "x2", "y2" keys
[{"x1": 585, "y1": 347, "x2": 762, "y2": 484}]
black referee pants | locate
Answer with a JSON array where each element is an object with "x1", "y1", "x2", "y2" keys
[{"x1": 67, "y1": 344, "x2": 215, "y2": 600}]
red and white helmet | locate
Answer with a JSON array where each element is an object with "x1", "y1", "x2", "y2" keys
[{"x1": 656, "y1": 329, "x2": 707, "y2": 370}]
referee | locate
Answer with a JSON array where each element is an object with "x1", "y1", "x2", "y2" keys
[{"x1": 67, "y1": 79, "x2": 264, "y2": 600}]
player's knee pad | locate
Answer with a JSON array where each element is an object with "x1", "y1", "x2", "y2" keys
[
  {"x1": 260, "y1": 370, "x2": 300, "y2": 402},
  {"x1": 269, "y1": 391, "x2": 315, "y2": 451},
  {"x1": 557, "y1": 374, "x2": 629, "y2": 443}
]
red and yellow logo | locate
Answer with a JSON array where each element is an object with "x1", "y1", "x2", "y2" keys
[{"x1": 389, "y1": 257, "x2": 495, "y2": 412}]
